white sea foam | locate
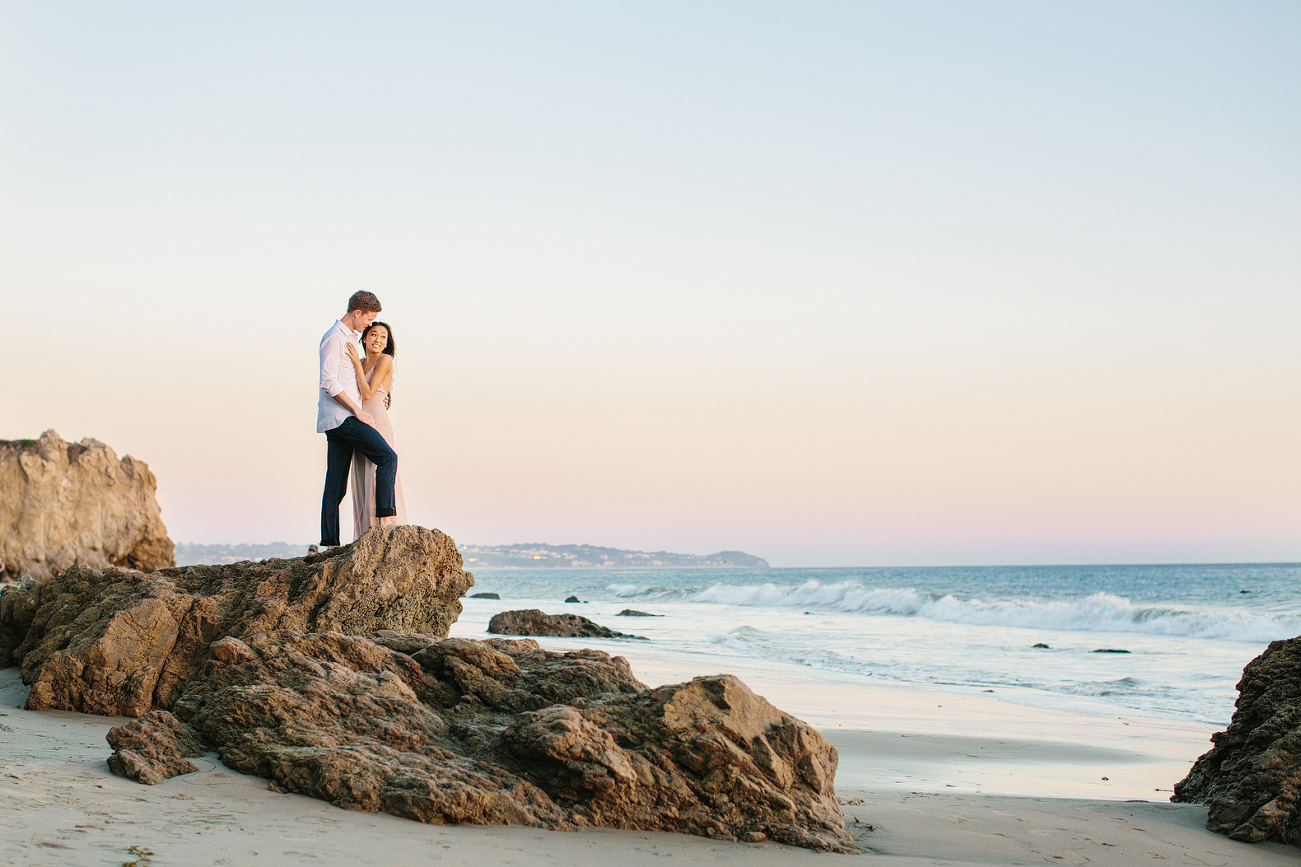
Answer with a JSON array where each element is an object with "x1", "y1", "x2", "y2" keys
[
  {"x1": 607, "y1": 583, "x2": 657, "y2": 598},
  {"x1": 534, "y1": 565, "x2": 1298, "y2": 724},
  {"x1": 682, "y1": 581, "x2": 1300, "y2": 643}
]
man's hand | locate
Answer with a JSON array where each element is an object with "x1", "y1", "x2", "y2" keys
[{"x1": 356, "y1": 410, "x2": 377, "y2": 427}]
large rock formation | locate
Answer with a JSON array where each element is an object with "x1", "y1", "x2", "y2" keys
[
  {"x1": 0, "y1": 430, "x2": 174, "y2": 580},
  {"x1": 1173, "y1": 636, "x2": 1301, "y2": 846},
  {"x1": 0, "y1": 525, "x2": 473, "y2": 716},
  {"x1": 488, "y1": 609, "x2": 646, "y2": 640},
  {"x1": 3, "y1": 526, "x2": 852, "y2": 850},
  {"x1": 108, "y1": 630, "x2": 851, "y2": 850}
]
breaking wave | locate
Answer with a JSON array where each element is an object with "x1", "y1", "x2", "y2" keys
[
  {"x1": 665, "y1": 581, "x2": 1301, "y2": 643},
  {"x1": 607, "y1": 583, "x2": 687, "y2": 600}
]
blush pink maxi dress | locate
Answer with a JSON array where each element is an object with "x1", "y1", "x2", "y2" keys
[{"x1": 350, "y1": 358, "x2": 408, "y2": 540}]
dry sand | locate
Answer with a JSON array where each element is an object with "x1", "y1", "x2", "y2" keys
[{"x1": 3, "y1": 664, "x2": 1299, "y2": 867}]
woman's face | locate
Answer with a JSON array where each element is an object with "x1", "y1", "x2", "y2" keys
[{"x1": 364, "y1": 327, "x2": 388, "y2": 357}]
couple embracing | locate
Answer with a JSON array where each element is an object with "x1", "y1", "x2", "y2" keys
[{"x1": 317, "y1": 291, "x2": 407, "y2": 547}]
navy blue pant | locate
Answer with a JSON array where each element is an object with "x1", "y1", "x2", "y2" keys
[{"x1": 320, "y1": 416, "x2": 398, "y2": 546}]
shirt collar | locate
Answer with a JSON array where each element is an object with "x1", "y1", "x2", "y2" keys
[{"x1": 335, "y1": 319, "x2": 361, "y2": 339}]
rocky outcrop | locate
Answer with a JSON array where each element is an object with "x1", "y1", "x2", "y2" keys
[
  {"x1": 0, "y1": 430, "x2": 174, "y2": 580},
  {"x1": 9, "y1": 527, "x2": 852, "y2": 850},
  {"x1": 144, "y1": 630, "x2": 851, "y2": 850},
  {"x1": 1173, "y1": 636, "x2": 1301, "y2": 846},
  {"x1": 488, "y1": 609, "x2": 645, "y2": 640},
  {"x1": 0, "y1": 526, "x2": 473, "y2": 716},
  {"x1": 107, "y1": 710, "x2": 207, "y2": 784}
]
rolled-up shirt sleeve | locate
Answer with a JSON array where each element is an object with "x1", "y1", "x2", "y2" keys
[{"x1": 319, "y1": 333, "x2": 347, "y2": 398}]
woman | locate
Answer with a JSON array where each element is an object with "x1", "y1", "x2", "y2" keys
[{"x1": 345, "y1": 321, "x2": 407, "y2": 539}]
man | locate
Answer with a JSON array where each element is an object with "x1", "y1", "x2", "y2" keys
[{"x1": 318, "y1": 291, "x2": 398, "y2": 547}]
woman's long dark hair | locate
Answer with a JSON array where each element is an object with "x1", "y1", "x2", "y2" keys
[{"x1": 362, "y1": 321, "x2": 396, "y2": 357}]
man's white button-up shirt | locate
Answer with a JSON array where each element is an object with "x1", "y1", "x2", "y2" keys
[{"x1": 317, "y1": 320, "x2": 362, "y2": 433}]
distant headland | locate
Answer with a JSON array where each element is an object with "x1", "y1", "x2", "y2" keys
[
  {"x1": 175, "y1": 542, "x2": 311, "y2": 565},
  {"x1": 175, "y1": 541, "x2": 769, "y2": 570},
  {"x1": 460, "y1": 543, "x2": 769, "y2": 570}
]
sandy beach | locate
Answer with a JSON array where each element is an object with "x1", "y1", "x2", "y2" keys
[{"x1": 5, "y1": 650, "x2": 1299, "y2": 867}]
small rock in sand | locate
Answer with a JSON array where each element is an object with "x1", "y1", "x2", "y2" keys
[
  {"x1": 488, "y1": 609, "x2": 646, "y2": 640},
  {"x1": 106, "y1": 710, "x2": 207, "y2": 784}
]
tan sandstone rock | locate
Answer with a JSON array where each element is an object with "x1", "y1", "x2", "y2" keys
[
  {"x1": 160, "y1": 630, "x2": 852, "y2": 851},
  {"x1": 6, "y1": 530, "x2": 853, "y2": 850},
  {"x1": 0, "y1": 430, "x2": 174, "y2": 580},
  {"x1": 0, "y1": 525, "x2": 473, "y2": 716}
]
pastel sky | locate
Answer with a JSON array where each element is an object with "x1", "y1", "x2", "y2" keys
[{"x1": 4, "y1": 2, "x2": 1298, "y2": 567}]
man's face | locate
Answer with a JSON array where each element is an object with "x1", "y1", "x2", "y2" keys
[{"x1": 352, "y1": 309, "x2": 379, "y2": 331}]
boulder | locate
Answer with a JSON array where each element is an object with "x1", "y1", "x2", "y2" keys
[
  {"x1": 106, "y1": 710, "x2": 207, "y2": 784},
  {"x1": 1173, "y1": 636, "x2": 1301, "y2": 846},
  {"x1": 0, "y1": 430, "x2": 174, "y2": 580},
  {"x1": 0, "y1": 525, "x2": 473, "y2": 715},
  {"x1": 155, "y1": 630, "x2": 852, "y2": 850},
  {"x1": 488, "y1": 609, "x2": 645, "y2": 640},
  {"x1": 470, "y1": 592, "x2": 500, "y2": 599},
  {"x1": 617, "y1": 609, "x2": 660, "y2": 617}
]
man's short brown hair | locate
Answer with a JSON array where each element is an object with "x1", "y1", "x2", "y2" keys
[{"x1": 347, "y1": 291, "x2": 382, "y2": 313}]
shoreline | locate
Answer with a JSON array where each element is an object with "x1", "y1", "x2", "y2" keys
[
  {"x1": 5, "y1": 653, "x2": 1298, "y2": 865},
  {"x1": 5, "y1": 667, "x2": 1297, "y2": 866},
  {"x1": 476, "y1": 630, "x2": 1218, "y2": 801}
]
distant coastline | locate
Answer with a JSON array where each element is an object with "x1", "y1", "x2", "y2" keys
[
  {"x1": 175, "y1": 542, "x2": 313, "y2": 565},
  {"x1": 175, "y1": 541, "x2": 768, "y2": 570},
  {"x1": 461, "y1": 543, "x2": 768, "y2": 570}
]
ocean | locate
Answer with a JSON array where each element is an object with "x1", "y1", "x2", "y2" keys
[{"x1": 454, "y1": 563, "x2": 1301, "y2": 728}]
